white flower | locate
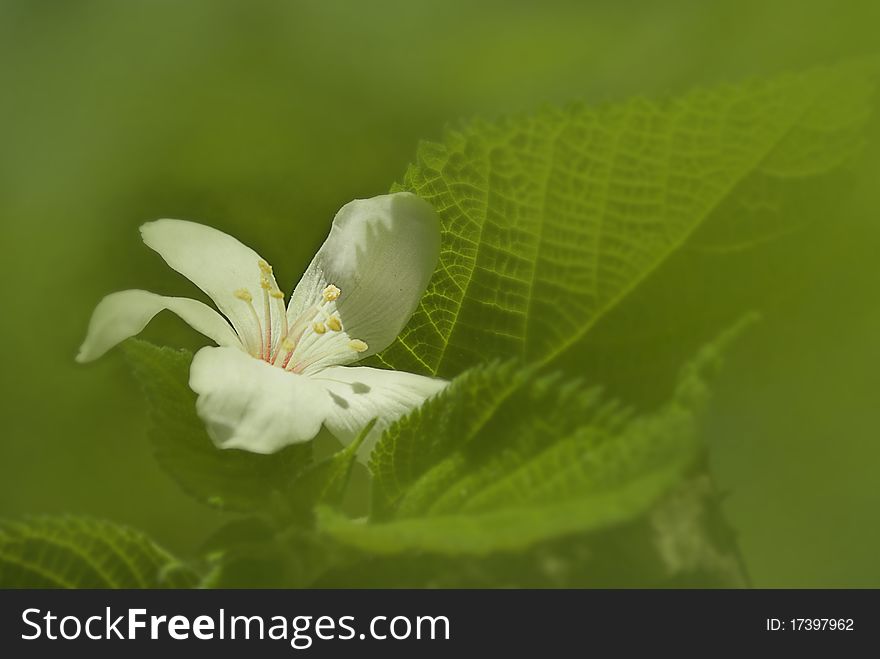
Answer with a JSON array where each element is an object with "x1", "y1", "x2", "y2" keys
[{"x1": 77, "y1": 192, "x2": 447, "y2": 457}]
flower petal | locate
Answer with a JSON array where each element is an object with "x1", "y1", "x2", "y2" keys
[
  {"x1": 76, "y1": 290, "x2": 239, "y2": 363},
  {"x1": 313, "y1": 365, "x2": 447, "y2": 459},
  {"x1": 140, "y1": 219, "x2": 284, "y2": 355},
  {"x1": 288, "y1": 193, "x2": 440, "y2": 357},
  {"x1": 189, "y1": 346, "x2": 332, "y2": 454}
]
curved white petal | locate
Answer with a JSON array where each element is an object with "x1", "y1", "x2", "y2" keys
[
  {"x1": 189, "y1": 346, "x2": 331, "y2": 454},
  {"x1": 140, "y1": 219, "x2": 285, "y2": 356},
  {"x1": 288, "y1": 193, "x2": 440, "y2": 357},
  {"x1": 313, "y1": 365, "x2": 448, "y2": 459},
  {"x1": 76, "y1": 290, "x2": 239, "y2": 363}
]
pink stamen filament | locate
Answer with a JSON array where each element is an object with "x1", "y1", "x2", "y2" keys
[
  {"x1": 262, "y1": 287, "x2": 272, "y2": 362},
  {"x1": 274, "y1": 305, "x2": 320, "y2": 363}
]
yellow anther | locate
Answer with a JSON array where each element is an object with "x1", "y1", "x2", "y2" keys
[
  {"x1": 322, "y1": 284, "x2": 341, "y2": 302},
  {"x1": 349, "y1": 339, "x2": 368, "y2": 353},
  {"x1": 260, "y1": 276, "x2": 272, "y2": 290},
  {"x1": 326, "y1": 316, "x2": 342, "y2": 332},
  {"x1": 234, "y1": 288, "x2": 253, "y2": 302},
  {"x1": 281, "y1": 337, "x2": 296, "y2": 352},
  {"x1": 258, "y1": 259, "x2": 273, "y2": 274},
  {"x1": 269, "y1": 289, "x2": 285, "y2": 299},
  {"x1": 313, "y1": 322, "x2": 327, "y2": 334}
]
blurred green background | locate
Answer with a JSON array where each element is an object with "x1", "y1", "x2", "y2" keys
[{"x1": 1, "y1": 0, "x2": 877, "y2": 587}]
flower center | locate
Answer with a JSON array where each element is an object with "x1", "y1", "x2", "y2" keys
[{"x1": 233, "y1": 261, "x2": 368, "y2": 375}]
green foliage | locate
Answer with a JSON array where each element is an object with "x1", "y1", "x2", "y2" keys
[
  {"x1": 319, "y1": 319, "x2": 753, "y2": 556},
  {"x1": 59, "y1": 62, "x2": 874, "y2": 588},
  {"x1": 368, "y1": 361, "x2": 531, "y2": 518},
  {"x1": 124, "y1": 340, "x2": 313, "y2": 514},
  {"x1": 286, "y1": 420, "x2": 374, "y2": 522},
  {"x1": 0, "y1": 516, "x2": 197, "y2": 588},
  {"x1": 315, "y1": 473, "x2": 745, "y2": 588},
  {"x1": 375, "y1": 63, "x2": 874, "y2": 379}
]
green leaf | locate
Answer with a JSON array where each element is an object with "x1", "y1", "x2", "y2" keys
[
  {"x1": 375, "y1": 63, "x2": 874, "y2": 378},
  {"x1": 320, "y1": 319, "x2": 753, "y2": 556},
  {"x1": 287, "y1": 419, "x2": 375, "y2": 521},
  {"x1": 315, "y1": 474, "x2": 747, "y2": 588},
  {"x1": 124, "y1": 339, "x2": 312, "y2": 513},
  {"x1": 319, "y1": 469, "x2": 681, "y2": 556},
  {"x1": 369, "y1": 361, "x2": 531, "y2": 518},
  {"x1": 0, "y1": 516, "x2": 198, "y2": 588}
]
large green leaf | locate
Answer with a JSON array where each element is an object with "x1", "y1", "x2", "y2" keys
[
  {"x1": 314, "y1": 473, "x2": 746, "y2": 588},
  {"x1": 124, "y1": 340, "x2": 313, "y2": 513},
  {"x1": 0, "y1": 516, "x2": 198, "y2": 588},
  {"x1": 320, "y1": 319, "x2": 752, "y2": 555},
  {"x1": 368, "y1": 360, "x2": 530, "y2": 518},
  {"x1": 374, "y1": 63, "x2": 873, "y2": 378}
]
